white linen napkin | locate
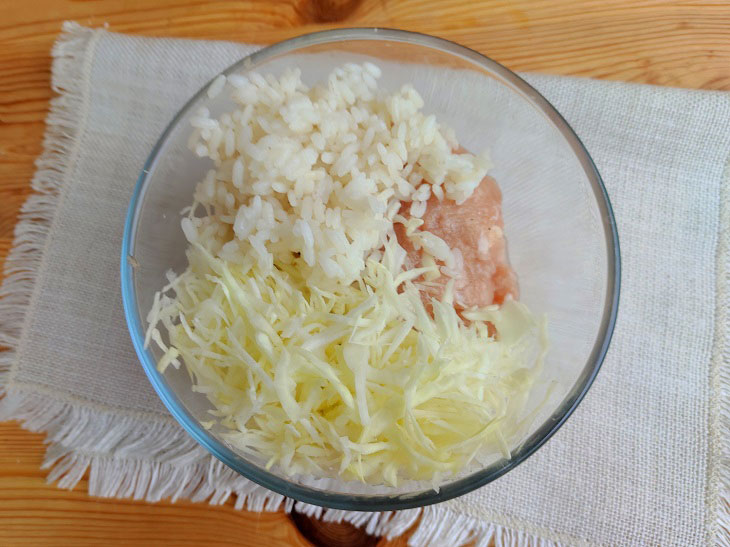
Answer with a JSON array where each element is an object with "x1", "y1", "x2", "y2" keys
[{"x1": 0, "y1": 22, "x2": 727, "y2": 546}]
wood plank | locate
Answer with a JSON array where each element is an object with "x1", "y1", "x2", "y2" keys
[
  {"x1": 0, "y1": 0, "x2": 728, "y2": 544},
  {"x1": 0, "y1": 420, "x2": 415, "y2": 545},
  {"x1": 0, "y1": 422, "x2": 307, "y2": 545}
]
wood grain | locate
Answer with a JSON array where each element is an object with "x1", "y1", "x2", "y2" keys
[
  {"x1": 0, "y1": 421, "x2": 311, "y2": 546},
  {"x1": 0, "y1": 421, "x2": 417, "y2": 546},
  {"x1": 0, "y1": 0, "x2": 728, "y2": 544}
]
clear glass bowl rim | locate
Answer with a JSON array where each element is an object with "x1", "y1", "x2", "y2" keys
[{"x1": 120, "y1": 27, "x2": 621, "y2": 511}]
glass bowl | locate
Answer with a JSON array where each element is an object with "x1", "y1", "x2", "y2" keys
[{"x1": 121, "y1": 28, "x2": 620, "y2": 511}]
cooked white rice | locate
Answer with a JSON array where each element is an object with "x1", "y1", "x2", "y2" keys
[{"x1": 186, "y1": 63, "x2": 491, "y2": 286}]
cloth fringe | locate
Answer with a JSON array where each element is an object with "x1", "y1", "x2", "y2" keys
[
  {"x1": 292, "y1": 500, "x2": 559, "y2": 546},
  {"x1": 1, "y1": 20, "x2": 726, "y2": 547},
  {"x1": 708, "y1": 154, "x2": 730, "y2": 546},
  {"x1": 0, "y1": 388, "x2": 283, "y2": 508},
  {"x1": 0, "y1": 21, "x2": 100, "y2": 388},
  {"x1": 0, "y1": 389, "x2": 559, "y2": 546},
  {"x1": 0, "y1": 387, "x2": 560, "y2": 546}
]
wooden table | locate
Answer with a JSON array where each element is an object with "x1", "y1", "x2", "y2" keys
[{"x1": 1, "y1": 1, "x2": 728, "y2": 545}]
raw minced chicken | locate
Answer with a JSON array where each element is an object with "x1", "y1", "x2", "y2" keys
[{"x1": 395, "y1": 174, "x2": 518, "y2": 310}]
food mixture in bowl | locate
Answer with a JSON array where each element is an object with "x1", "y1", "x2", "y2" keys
[{"x1": 146, "y1": 63, "x2": 547, "y2": 487}]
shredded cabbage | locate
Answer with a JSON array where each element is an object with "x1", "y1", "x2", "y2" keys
[{"x1": 147, "y1": 238, "x2": 547, "y2": 486}]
